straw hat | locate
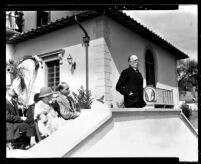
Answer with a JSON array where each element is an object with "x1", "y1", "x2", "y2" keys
[{"x1": 39, "y1": 87, "x2": 53, "y2": 98}]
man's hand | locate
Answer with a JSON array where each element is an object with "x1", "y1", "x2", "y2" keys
[
  {"x1": 21, "y1": 116, "x2": 27, "y2": 121},
  {"x1": 30, "y1": 136, "x2": 36, "y2": 146},
  {"x1": 72, "y1": 112, "x2": 79, "y2": 119},
  {"x1": 40, "y1": 114, "x2": 48, "y2": 123}
]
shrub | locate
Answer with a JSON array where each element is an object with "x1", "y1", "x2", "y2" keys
[
  {"x1": 116, "y1": 100, "x2": 125, "y2": 108},
  {"x1": 72, "y1": 85, "x2": 93, "y2": 111},
  {"x1": 181, "y1": 103, "x2": 192, "y2": 119}
]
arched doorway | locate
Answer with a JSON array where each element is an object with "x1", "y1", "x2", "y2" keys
[{"x1": 145, "y1": 49, "x2": 156, "y2": 87}]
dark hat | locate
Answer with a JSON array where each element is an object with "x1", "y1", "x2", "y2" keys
[
  {"x1": 34, "y1": 93, "x2": 40, "y2": 102},
  {"x1": 57, "y1": 82, "x2": 69, "y2": 92}
]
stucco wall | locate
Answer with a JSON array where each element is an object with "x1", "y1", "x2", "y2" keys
[
  {"x1": 102, "y1": 16, "x2": 179, "y2": 106},
  {"x1": 6, "y1": 44, "x2": 15, "y2": 86},
  {"x1": 9, "y1": 17, "x2": 108, "y2": 104},
  {"x1": 23, "y1": 11, "x2": 86, "y2": 33},
  {"x1": 50, "y1": 11, "x2": 71, "y2": 22},
  {"x1": 23, "y1": 11, "x2": 37, "y2": 33},
  {"x1": 13, "y1": 23, "x2": 85, "y2": 58},
  {"x1": 6, "y1": 44, "x2": 15, "y2": 61},
  {"x1": 66, "y1": 110, "x2": 198, "y2": 161},
  {"x1": 6, "y1": 14, "x2": 179, "y2": 106}
]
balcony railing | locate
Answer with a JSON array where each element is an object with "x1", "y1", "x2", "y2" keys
[
  {"x1": 155, "y1": 88, "x2": 174, "y2": 106},
  {"x1": 6, "y1": 11, "x2": 24, "y2": 33}
]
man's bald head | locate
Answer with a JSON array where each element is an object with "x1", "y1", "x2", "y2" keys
[
  {"x1": 128, "y1": 54, "x2": 139, "y2": 62},
  {"x1": 128, "y1": 54, "x2": 140, "y2": 69}
]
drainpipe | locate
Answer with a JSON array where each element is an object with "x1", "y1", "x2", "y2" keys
[{"x1": 74, "y1": 16, "x2": 90, "y2": 98}]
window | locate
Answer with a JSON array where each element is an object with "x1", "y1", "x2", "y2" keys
[
  {"x1": 38, "y1": 49, "x2": 65, "y2": 91},
  {"x1": 145, "y1": 49, "x2": 156, "y2": 87},
  {"x1": 46, "y1": 60, "x2": 60, "y2": 91},
  {"x1": 37, "y1": 11, "x2": 50, "y2": 27}
]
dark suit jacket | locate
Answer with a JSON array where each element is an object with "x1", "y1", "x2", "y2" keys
[
  {"x1": 6, "y1": 99, "x2": 29, "y2": 141},
  {"x1": 116, "y1": 66, "x2": 146, "y2": 108},
  {"x1": 24, "y1": 104, "x2": 36, "y2": 137}
]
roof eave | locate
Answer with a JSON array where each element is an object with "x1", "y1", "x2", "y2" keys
[
  {"x1": 6, "y1": 10, "x2": 189, "y2": 60},
  {"x1": 103, "y1": 10, "x2": 189, "y2": 60}
]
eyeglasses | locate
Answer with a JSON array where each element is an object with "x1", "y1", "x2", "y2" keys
[
  {"x1": 65, "y1": 88, "x2": 69, "y2": 91},
  {"x1": 129, "y1": 59, "x2": 140, "y2": 63}
]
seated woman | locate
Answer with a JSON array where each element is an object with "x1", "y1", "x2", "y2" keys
[
  {"x1": 54, "y1": 82, "x2": 79, "y2": 120},
  {"x1": 34, "y1": 87, "x2": 66, "y2": 137}
]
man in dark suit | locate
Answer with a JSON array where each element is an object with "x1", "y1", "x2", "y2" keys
[
  {"x1": 6, "y1": 88, "x2": 30, "y2": 149},
  {"x1": 116, "y1": 54, "x2": 146, "y2": 108}
]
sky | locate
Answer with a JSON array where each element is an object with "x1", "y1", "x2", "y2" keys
[{"x1": 123, "y1": 5, "x2": 198, "y2": 61}]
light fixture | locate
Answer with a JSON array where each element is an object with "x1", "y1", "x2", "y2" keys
[
  {"x1": 67, "y1": 54, "x2": 76, "y2": 72},
  {"x1": 83, "y1": 36, "x2": 90, "y2": 47},
  {"x1": 67, "y1": 54, "x2": 73, "y2": 65}
]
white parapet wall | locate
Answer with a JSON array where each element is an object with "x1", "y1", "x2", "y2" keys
[
  {"x1": 7, "y1": 107, "x2": 198, "y2": 162},
  {"x1": 65, "y1": 108, "x2": 197, "y2": 162},
  {"x1": 7, "y1": 105, "x2": 112, "y2": 158}
]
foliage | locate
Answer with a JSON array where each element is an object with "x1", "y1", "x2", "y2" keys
[
  {"x1": 116, "y1": 100, "x2": 125, "y2": 108},
  {"x1": 6, "y1": 58, "x2": 26, "y2": 92},
  {"x1": 177, "y1": 59, "x2": 198, "y2": 91},
  {"x1": 72, "y1": 85, "x2": 93, "y2": 110},
  {"x1": 181, "y1": 103, "x2": 192, "y2": 119},
  {"x1": 6, "y1": 56, "x2": 39, "y2": 93}
]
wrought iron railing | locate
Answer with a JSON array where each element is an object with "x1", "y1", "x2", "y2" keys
[
  {"x1": 6, "y1": 11, "x2": 24, "y2": 33},
  {"x1": 155, "y1": 88, "x2": 174, "y2": 105}
]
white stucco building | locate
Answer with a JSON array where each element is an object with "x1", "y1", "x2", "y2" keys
[{"x1": 6, "y1": 10, "x2": 188, "y2": 108}]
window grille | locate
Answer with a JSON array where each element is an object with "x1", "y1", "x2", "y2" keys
[
  {"x1": 145, "y1": 49, "x2": 156, "y2": 87},
  {"x1": 46, "y1": 60, "x2": 60, "y2": 91},
  {"x1": 37, "y1": 11, "x2": 50, "y2": 27},
  {"x1": 6, "y1": 11, "x2": 24, "y2": 32}
]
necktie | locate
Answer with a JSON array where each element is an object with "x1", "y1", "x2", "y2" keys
[
  {"x1": 11, "y1": 98, "x2": 19, "y2": 115},
  {"x1": 67, "y1": 96, "x2": 74, "y2": 112},
  {"x1": 11, "y1": 99, "x2": 15, "y2": 106}
]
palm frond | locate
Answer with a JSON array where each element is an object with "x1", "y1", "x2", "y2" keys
[{"x1": 7, "y1": 58, "x2": 27, "y2": 92}]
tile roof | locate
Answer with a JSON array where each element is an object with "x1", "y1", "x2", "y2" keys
[{"x1": 7, "y1": 10, "x2": 188, "y2": 59}]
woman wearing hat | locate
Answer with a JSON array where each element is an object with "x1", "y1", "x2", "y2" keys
[{"x1": 34, "y1": 87, "x2": 66, "y2": 137}]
